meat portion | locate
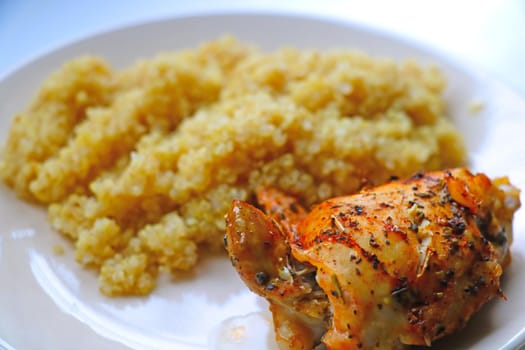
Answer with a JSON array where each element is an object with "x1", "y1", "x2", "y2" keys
[{"x1": 225, "y1": 168, "x2": 521, "y2": 350}]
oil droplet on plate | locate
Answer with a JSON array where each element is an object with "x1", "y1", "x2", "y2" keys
[{"x1": 208, "y1": 312, "x2": 279, "y2": 350}]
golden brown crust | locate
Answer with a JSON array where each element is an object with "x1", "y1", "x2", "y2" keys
[{"x1": 225, "y1": 168, "x2": 520, "y2": 349}]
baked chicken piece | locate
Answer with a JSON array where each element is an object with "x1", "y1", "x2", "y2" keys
[{"x1": 225, "y1": 168, "x2": 520, "y2": 350}]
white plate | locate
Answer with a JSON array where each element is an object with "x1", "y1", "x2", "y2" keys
[{"x1": 1, "y1": 12, "x2": 525, "y2": 350}]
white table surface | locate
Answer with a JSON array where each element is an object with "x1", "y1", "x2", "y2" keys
[{"x1": 1, "y1": 0, "x2": 524, "y2": 98}]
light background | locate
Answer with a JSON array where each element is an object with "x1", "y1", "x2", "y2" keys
[{"x1": 1, "y1": 0, "x2": 524, "y2": 97}]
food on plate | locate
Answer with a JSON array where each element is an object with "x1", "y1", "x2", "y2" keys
[
  {"x1": 0, "y1": 37, "x2": 466, "y2": 296},
  {"x1": 225, "y1": 168, "x2": 520, "y2": 349}
]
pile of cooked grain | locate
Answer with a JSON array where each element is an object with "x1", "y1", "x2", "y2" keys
[{"x1": 0, "y1": 37, "x2": 465, "y2": 296}]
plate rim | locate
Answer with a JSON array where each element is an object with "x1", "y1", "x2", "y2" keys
[{"x1": 2, "y1": 10, "x2": 525, "y2": 113}]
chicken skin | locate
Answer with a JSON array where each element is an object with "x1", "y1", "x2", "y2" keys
[{"x1": 225, "y1": 168, "x2": 520, "y2": 350}]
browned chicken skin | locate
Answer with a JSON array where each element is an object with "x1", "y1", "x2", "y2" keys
[{"x1": 225, "y1": 168, "x2": 521, "y2": 350}]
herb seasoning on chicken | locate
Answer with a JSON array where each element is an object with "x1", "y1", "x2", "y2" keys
[{"x1": 225, "y1": 168, "x2": 520, "y2": 350}]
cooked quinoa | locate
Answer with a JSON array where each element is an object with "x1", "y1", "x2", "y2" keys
[{"x1": 0, "y1": 37, "x2": 465, "y2": 296}]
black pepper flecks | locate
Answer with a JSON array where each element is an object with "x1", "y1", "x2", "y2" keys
[
  {"x1": 448, "y1": 216, "x2": 466, "y2": 235},
  {"x1": 369, "y1": 235, "x2": 380, "y2": 248},
  {"x1": 255, "y1": 271, "x2": 269, "y2": 285}
]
